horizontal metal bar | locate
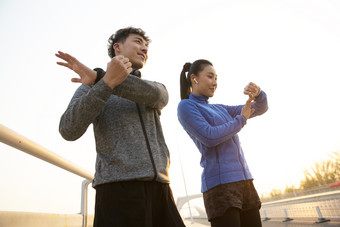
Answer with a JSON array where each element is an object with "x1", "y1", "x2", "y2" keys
[
  {"x1": 262, "y1": 190, "x2": 340, "y2": 206},
  {"x1": 0, "y1": 124, "x2": 94, "y2": 181}
]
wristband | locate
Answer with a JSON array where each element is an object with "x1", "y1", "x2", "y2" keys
[{"x1": 93, "y1": 68, "x2": 105, "y2": 85}]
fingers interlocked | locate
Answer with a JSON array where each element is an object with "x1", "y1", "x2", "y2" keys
[{"x1": 244, "y1": 82, "x2": 260, "y2": 98}]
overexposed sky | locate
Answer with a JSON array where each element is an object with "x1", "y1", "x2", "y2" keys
[{"x1": 0, "y1": 0, "x2": 340, "y2": 215}]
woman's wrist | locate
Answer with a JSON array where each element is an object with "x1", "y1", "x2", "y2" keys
[{"x1": 254, "y1": 87, "x2": 261, "y2": 98}]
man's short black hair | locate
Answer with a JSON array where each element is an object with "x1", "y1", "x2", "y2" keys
[{"x1": 108, "y1": 27, "x2": 151, "y2": 58}]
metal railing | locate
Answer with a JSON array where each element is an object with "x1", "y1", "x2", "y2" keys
[
  {"x1": 261, "y1": 184, "x2": 340, "y2": 203},
  {"x1": 177, "y1": 189, "x2": 340, "y2": 224},
  {"x1": 0, "y1": 124, "x2": 94, "y2": 227},
  {"x1": 260, "y1": 190, "x2": 340, "y2": 223}
]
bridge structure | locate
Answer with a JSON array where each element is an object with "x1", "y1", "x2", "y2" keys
[
  {"x1": 1, "y1": 124, "x2": 340, "y2": 227},
  {"x1": 177, "y1": 190, "x2": 340, "y2": 226}
]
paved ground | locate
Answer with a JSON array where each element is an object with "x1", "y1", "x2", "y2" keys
[
  {"x1": 184, "y1": 219, "x2": 209, "y2": 226},
  {"x1": 184, "y1": 218, "x2": 340, "y2": 227},
  {"x1": 262, "y1": 219, "x2": 340, "y2": 227}
]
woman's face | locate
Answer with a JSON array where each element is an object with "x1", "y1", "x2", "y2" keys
[{"x1": 192, "y1": 65, "x2": 217, "y2": 97}]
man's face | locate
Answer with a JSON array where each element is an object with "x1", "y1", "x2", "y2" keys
[{"x1": 114, "y1": 34, "x2": 149, "y2": 69}]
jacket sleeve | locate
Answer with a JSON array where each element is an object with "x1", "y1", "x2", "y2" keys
[
  {"x1": 250, "y1": 90, "x2": 268, "y2": 117},
  {"x1": 223, "y1": 90, "x2": 269, "y2": 118},
  {"x1": 95, "y1": 68, "x2": 168, "y2": 110},
  {"x1": 59, "y1": 80, "x2": 112, "y2": 141},
  {"x1": 177, "y1": 100, "x2": 247, "y2": 148},
  {"x1": 112, "y1": 75, "x2": 168, "y2": 110}
]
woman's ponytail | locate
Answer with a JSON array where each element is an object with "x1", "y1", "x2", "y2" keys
[
  {"x1": 179, "y1": 59, "x2": 213, "y2": 100},
  {"x1": 180, "y1": 62, "x2": 192, "y2": 100}
]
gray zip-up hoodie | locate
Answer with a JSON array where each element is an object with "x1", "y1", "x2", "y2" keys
[{"x1": 59, "y1": 72, "x2": 170, "y2": 187}]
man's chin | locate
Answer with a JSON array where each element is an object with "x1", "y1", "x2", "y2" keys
[{"x1": 132, "y1": 62, "x2": 145, "y2": 70}]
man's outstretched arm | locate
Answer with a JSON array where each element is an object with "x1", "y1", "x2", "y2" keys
[{"x1": 55, "y1": 51, "x2": 97, "y2": 85}]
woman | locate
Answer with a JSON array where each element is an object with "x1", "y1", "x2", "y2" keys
[{"x1": 177, "y1": 60, "x2": 268, "y2": 227}]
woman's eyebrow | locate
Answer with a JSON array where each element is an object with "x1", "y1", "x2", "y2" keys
[{"x1": 207, "y1": 72, "x2": 217, "y2": 76}]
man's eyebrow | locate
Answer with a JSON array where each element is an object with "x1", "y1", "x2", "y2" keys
[{"x1": 134, "y1": 36, "x2": 148, "y2": 45}]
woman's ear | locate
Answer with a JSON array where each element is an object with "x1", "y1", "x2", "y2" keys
[{"x1": 190, "y1": 74, "x2": 198, "y2": 84}]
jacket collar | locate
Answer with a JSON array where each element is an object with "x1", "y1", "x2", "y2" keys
[
  {"x1": 189, "y1": 93, "x2": 209, "y2": 104},
  {"x1": 131, "y1": 69, "x2": 141, "y2": 78}
]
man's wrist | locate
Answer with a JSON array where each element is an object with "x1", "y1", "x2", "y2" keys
[{"x1": 93, "y1": 68, "x2": 105, "y2": 85}]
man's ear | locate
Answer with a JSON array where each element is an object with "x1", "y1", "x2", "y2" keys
[{"x1": 113, "y1": 43, "x2": 120, "y2": 54}]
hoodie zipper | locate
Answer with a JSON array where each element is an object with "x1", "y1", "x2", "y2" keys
[{"x1": 136, "y1": 103, "x2": 157, "y2": 181}]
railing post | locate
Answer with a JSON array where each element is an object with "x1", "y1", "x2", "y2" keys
[
  {"x1": 81, "y1": 180, "x2": 92, "y2": 227},
  {"x1": 262, "y1": 210, "x2": 271, "y2": 221},
  {"x1": 282, "y1": 208, "x2": 293, "y2": 222},
  {"x1": 315, "y1": 206, "x2": 330, "y2": 223}
]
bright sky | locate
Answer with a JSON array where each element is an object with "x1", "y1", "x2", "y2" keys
[{"x1": 0, "y1": 0, "x2": 340, "y2": 215}]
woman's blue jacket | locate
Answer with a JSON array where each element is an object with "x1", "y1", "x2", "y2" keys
[{"x1": 177, "y1": 91, "x2": 268, "y2": 192}]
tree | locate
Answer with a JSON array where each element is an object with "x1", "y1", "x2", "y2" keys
[
  {"x1": 266, "y1": 151, "x2": 340, "y2": 199},
  {"x1": 300, "y1": 151, "x2": 340, "y2": 189},
  {"x1": 284, "y1": 185, "x2": 297, "y2": 194},
  {"x1": 270, "y1": 188, "x2": 282, "y2": 197}
]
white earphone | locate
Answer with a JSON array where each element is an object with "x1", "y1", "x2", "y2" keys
[{"x1": 194, "y1": 78, "x2": 198, "y2": 84}]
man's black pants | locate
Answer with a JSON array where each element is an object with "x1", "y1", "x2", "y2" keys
[{"x1": 93, "y1": 180, "x2": 186, "y2": 227}]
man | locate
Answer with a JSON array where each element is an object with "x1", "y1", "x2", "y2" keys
[{"x1": 56, "y1": 27, "x2": 185, "y2": 227}]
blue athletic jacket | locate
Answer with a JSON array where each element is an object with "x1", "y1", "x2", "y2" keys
[{"x1": 177, "y1": 91, "x2": 268, "y2": 192}]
